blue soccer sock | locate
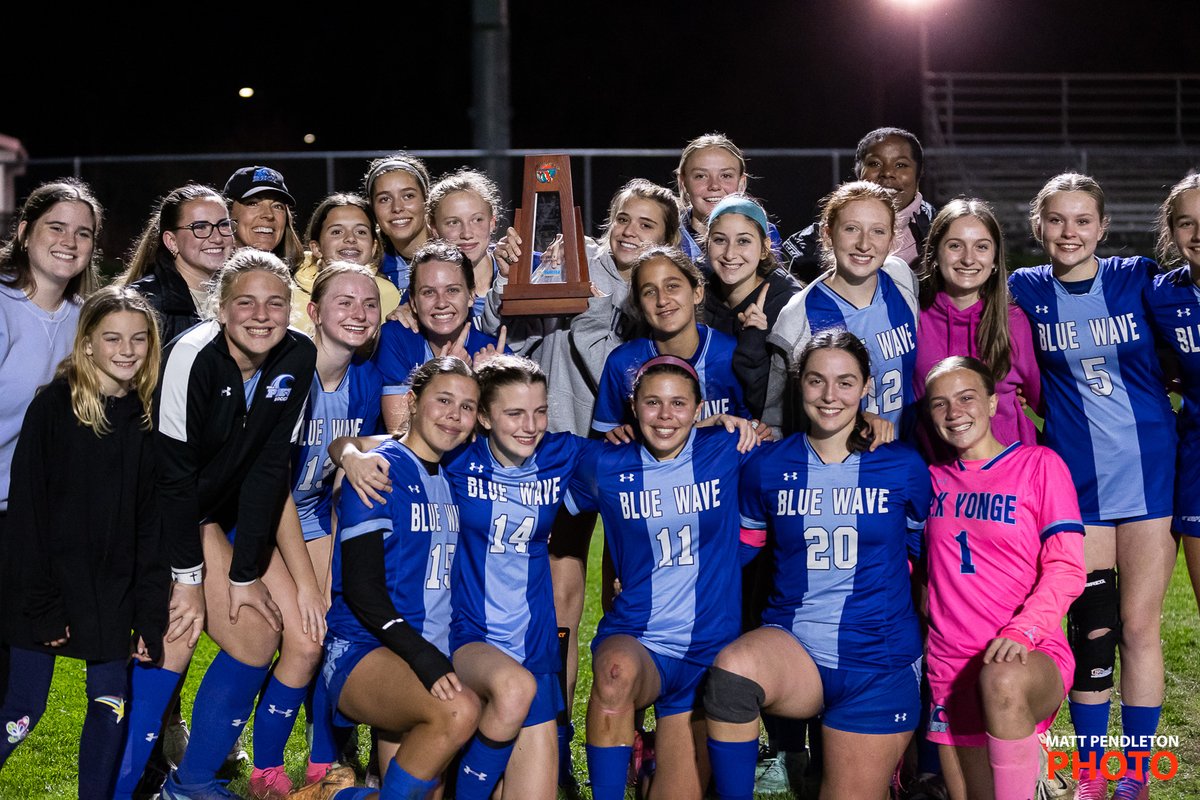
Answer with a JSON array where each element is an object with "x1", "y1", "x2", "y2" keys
[
  {"x1": 113, "y1": 662, "x2": 183, "y2": 797},
  {"x1": 557, "y1": 719, "x2": 574, "y2": 786},
  {"x1": 253, "y1": 674, "x2": 307, "y2": 768},
  {"x1": 455, "y1": 731, "x2": 515, "y2": 799},
  {"x1": 1120, "y1": 703, "x2": 1161, "y2": 782},
  {"x1": 707, "y1": 737, "x2": 758, "y2": 800},
  {"x1": 379, "y1": 761, "x2": 439, "y2": 800},
  {"x1": 585, "y1": 744, "x2": 632, "y2": 800},
  {"x1": 331, "y1": 789, "x2": 374, "y2": 800},
  {"x1": 1068, "y1": 699, "x2": 1111, "y2": 770},
  {"x1": 308, "y1": 673, "x2": 342, "y2": 765},
  {"x1": 173, "y1": 651, "x2": 269, "y2": 785}
]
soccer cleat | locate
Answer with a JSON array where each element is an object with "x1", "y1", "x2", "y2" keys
[
  {"x1": 754, "y1": 752, "x2": 790, "y2": 794},
  {"x1": 163, "y1": 713, "x2": 192, "y2": 770},
  {"x1": 248, "y1": 765, "x2": 294, "y2": 800},
  {"x1": 304, "y1": 761, "x2": 338, "y2": 786},
  {"x1": 904, "y1": 772, "x2": 950, "y2": 800},
  {"x1": 286, "y1": 766, "x2": 356, "y2": 800},
  {"x1": 160, "y1": 772, "x2": 241, "y2": 799},
  {"x1": 1072, "y1": 768, "x2": 1109, "y2": 800},
  {"x1": 1112, "y1": 776, "x2": 1149, "y2": 800}
]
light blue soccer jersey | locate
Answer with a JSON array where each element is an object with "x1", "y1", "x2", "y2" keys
[
  {"x1": 803, "y1": 272, "x2": 918, "y2": 432},
  {"x1": 739, "y1": 436, "x2": 930, "y2": 671},
  {"x1": 447, "y1": 432, "x2": 595, "y2": 672},
  {"x1": 291, "y1": 362, "x2": 383, "y2": 540},
  {"x1": 327, "y1": 440, "x2": 460, "y2": 655},
  {"x1": 1145, "y1": 265, "x2": 1200, "y2": 533},
  {"x1": 591, "y1": 325, "x2": 750, "y2": 432},
  {"x1": 1009, "y1": 256, "x2": 1176, "y2": 522},
  {"x1": 567, "y1": 427, "x2": 746, "y2": 663}
]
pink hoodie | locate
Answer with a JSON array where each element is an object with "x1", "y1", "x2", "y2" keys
[{"x1": 914, "y1": 293, "x2": 1041, "y2": 463}]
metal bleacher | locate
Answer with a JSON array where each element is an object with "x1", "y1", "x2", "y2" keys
[{"x1": 922, "y1": 73, "x2": 1200, "y2": 245}]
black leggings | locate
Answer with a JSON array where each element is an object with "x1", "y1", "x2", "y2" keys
[{"x1": 0, "y1": 647, "x2": 128, "y2": 800}]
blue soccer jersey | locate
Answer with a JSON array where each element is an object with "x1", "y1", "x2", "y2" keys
[
  {"x1": 326, "y1": 440, "x2": 460, "y2": 655},
  {"x1": 447, "y1": 432, "x2": 596, "y2": 672},
  {"x1": 373, "y1": 321, "x2": 504, "y2": 396},
  {"x1": 1145, "y1": 265, "x2": 1200, "y2": 533},
  {"x1": 566, "y1": 427, "x2": 747, "y2": 664},
  {"x1": 1009, "y1": 256, "x2": 1176, "y2": 523},
  {"x1": 803, "y1": 272, "x2": 918, "y2": 431},
  {"x1": 291, "y1": 362, "x2": 384, "y2": 540},
  {"x1": 592, "y1": 325, "x2": 750, "y2": 432},
  {"x1": 739, "y1": 436, "x2": 930, "y2": 671}
]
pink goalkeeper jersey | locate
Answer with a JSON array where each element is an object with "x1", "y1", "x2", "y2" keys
[{"x1": 926, "y1": 443, "x2": 1086, "y2": 674}]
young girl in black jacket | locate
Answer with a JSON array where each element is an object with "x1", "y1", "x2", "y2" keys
[{"x1": 0, "y1": 286, "x2": 167, "y2": 799}]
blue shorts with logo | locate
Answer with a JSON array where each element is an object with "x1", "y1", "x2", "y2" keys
[{"x1": 768, "y1": 625, "x2": 921, "y2": 734}]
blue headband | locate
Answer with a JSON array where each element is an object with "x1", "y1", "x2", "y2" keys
[{"x1": 708, "y1": 195, "x2": 769, "y2": 238}]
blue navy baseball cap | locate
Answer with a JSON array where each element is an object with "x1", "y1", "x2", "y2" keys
[{"x1": 224, "y1": 166, "x2": 296, "y2": 206}]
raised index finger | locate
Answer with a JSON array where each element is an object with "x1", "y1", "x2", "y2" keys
[
  {"x1": 754, "y1": 281, "x2": 770, "y2": 309},
  {"x1": 495, "y1": 325, "x2": 507, "y2": 353}
]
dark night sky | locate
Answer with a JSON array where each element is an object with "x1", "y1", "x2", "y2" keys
[
  {"x1": 6, "y1": 2, "x2": 1190, "y2": 156},
  {"x1": 2, "y1": 2, "x2": 1192, "y2": 257}
]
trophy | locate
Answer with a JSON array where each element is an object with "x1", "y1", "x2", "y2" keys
[{"x1": 500, "y1": 154, "x2": 593, "y2": 316}]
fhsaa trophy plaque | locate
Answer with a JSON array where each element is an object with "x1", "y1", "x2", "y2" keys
[{"x1": 500, "y1": 154, "x2": 593, "y2": 316}]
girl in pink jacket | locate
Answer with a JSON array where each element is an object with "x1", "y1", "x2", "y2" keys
[{"x1": 914, "y1": 199, "x2": 1040, "y2": 463}]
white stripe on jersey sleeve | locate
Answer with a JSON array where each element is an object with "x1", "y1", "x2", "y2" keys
[{"x1": 159, "y1": 321, "x2": 221, "y2": 442}]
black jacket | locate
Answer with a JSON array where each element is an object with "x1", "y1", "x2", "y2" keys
[
  {"x1": 2, "y1": 379, "x2": 167, "y2": 662},
  {"x1": 703, "y1": 268, "x2": 801, "y2": 419},
  {"x1": 155, "y1": 321, "x2": 316, "y2": 583},
  {"x1": 129, "y1": 258, "x2": 203, "y2": 346},
  {"x1": 780, "y1": 199, "x2": 937, "y2": 285}
]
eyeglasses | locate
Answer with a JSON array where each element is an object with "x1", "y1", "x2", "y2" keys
[{"x1": 175, "y1": 219, "x2": 237, "y2": 239}]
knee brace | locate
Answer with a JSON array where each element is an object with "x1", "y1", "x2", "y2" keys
[
  {"x1": 703, "y1": 667, "x2": 765, "y2": 724},
  {"x1": 1068, "y1": 568, "x2": 1120, "y2": 692}
]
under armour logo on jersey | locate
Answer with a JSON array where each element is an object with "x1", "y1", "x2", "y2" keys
[
  {"x1": 267, "y1": 705, "x2": 294, "y2": 718},
  {"x1": 221, "y1": 386, "x2": 232, "y2": 397},
  {"x1": 1035, "y1": 305, "x2": 1049, "y2": 314},
  {"x1": 266, "y1": 374, "x2": 295, "y2": 402},
  {"x1": 231, "y1": 718, "x2": 247, "y2": 727},
  {"x1": 462, "y1": 765, "x2": 488, "y2": 781},
  {"x1": 469, "y1": 462, "x2": 484, "y2": 473},
  {"x1": 1179, "y1": 308, "x2": 1192, "y2": 317},
  {"x1": 894, "y1": 713, "x2": 907, "y2": 723},
  {"x1": 783, "y1": 472, "x2": 798, "y2": 481},
  {"x1": 408, "y1": 484, "x2": 420, "y2": 493},
  {"x1": 619, "y1": 473, "x2": 634, "y2": 482},
  {"x1": 96, "y1": 696, "x2": 126, "y2": 724}
]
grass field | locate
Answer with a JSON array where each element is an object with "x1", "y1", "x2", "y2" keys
[{"x1": 3, "y1": 530, "x2": 1200, "y2": 798}]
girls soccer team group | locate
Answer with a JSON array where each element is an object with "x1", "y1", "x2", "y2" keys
[{"x1": 0, "y1": 129, "x2": 1196, "y2": 800}]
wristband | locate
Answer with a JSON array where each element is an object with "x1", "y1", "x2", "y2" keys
[
  {"x1": 229, "y1": 577, "x2": 257, "y2": 587},
  {"x1": 172, "y1": 565, "x2": 204, "y2": 585}
]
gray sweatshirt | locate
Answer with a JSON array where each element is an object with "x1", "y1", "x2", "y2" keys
[{"x1": 479, "y1": 240, "x2": 632, "y2": 435}]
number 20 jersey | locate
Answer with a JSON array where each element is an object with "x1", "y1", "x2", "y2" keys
[
  {"x1": 566, "y1": 427, "x2": 746, "y2": 664},
  {"x1": 1009, "y1": 256, "x2": 1175, "y2": 522},
  {"x1": 739, "y1": 436, "x2": 931, "y2": 671}
]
